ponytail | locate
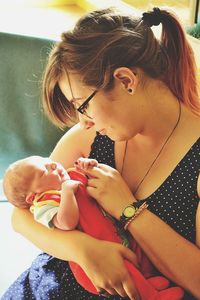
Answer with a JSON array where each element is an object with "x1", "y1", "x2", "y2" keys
[
  {"x1": 160, "y1": 10, "x2": 200, "y2": 114},
  {"x1": 43, "y1": 7, "x2": 200, "y2": 127}
]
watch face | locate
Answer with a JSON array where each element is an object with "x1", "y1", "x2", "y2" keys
[{"x1": 124, "y1": 206, "x2": 136, "y2": 218}]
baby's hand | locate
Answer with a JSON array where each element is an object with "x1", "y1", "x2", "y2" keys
[
  {"x1": 75, "y1": 157, "x2": 98, "y2": 170},
  {"x1": 62, "y1": 179, "x2": 81, "y2": 193}
]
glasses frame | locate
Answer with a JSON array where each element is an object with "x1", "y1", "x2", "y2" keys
[{"x1": 77, "y1": 90, "x2": 98, "y2": 118}]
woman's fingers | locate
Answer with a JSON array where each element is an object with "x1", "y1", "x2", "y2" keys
[
  {"x1": 86, "y1": 178, "x2": 105, "y2": 200},
  {"x1": 83, "y1": 165, "x2": 110, "y2": 178},
  {"x1": 111, "y1": 284, "x2": 128, "y2": 297},
  {"x1": 87, "y1": 178, "x2": 98, "y2": 187},
  {"x1": 98, "y1": 247, "x2": 140, "y2": 299},
  {"x1": 123, "y1": 277, "x2": 141, "y2": 300},
  {"x1": 122, "y1": 247, "x2": 140, "y2": 268},
  {"x1": 96, "y1": 288, "x2": 110, "y2": 298},
  {"x1": 120, "y1": 248, "x2": 140, "y2": 300},
  {"x1": 97, "y1": 163, "x2": 119, "y2": 172},
  {"x1": 97, "y1": 279, "x2": 140, "y2": 300},
  {"x1": 80, "y1": 240, "x2": 140, "y2": 300}
]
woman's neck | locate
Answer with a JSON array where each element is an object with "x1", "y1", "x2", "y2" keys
[{"x1": 136, "y1": 79, "x2": 182, "y2": 148}]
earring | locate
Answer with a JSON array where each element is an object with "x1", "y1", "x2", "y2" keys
[{"x1": 128, "y1": 88, "x2": 134, "y2": 94}]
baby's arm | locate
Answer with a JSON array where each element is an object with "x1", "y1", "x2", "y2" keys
[
  {"x1": 53, "y1": 180, "x2": 80, "y2": 230},
  {"x1": 53, "y1": 158, "x2": 98, "y2": 230}
]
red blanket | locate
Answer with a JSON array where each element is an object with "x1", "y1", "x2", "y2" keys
[{"x1": 68, "y1": 169, "x2": 184, "y2": 300}]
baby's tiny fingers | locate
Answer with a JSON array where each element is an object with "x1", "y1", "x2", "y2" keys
[{"x1": 89, "y1": 159, "x2": 99, "y2": 167}]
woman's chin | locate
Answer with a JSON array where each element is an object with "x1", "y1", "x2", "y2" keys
[{"x1": 106, "y1": 133, "x2": 128, "y2": 142}]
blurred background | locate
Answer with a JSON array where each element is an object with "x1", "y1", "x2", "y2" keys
[
  {"x1": 0, "y1": 0, "x2": 199, "y2": 64},
  {"x1": 0, "y1": 0, "x2": 199, "y2": 39},
  {"x1": 0, "y1": 0, "x2": 199, "y2": 297}
]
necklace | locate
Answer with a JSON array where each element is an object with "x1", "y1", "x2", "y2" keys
[{"x1": 121, "y1": 100, "x2": 182, "y2": 195}]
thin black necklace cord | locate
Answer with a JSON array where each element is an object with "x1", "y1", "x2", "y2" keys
[
  {"x1": 121, "y1": 140, "x2": 128, "y2": 175},
  {"x1": 121, "y1": 100, "x2": 182, "y2": 195}
]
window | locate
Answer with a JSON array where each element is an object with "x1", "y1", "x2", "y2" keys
[{"x1": 122, "y1": 0, "x2": 192, "y2": 26}]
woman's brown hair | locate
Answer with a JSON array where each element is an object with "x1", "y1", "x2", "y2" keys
[{"x1": 42, "y1": 7, "x2": 200, "y2": 128}]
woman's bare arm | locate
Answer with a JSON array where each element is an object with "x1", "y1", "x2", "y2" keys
[
  {"x1": 12, "y1": 207, "x2": 139, "y2": 299},
  {"x1": 128, "y1": 208, "x2": 200, "y2": 298},
  {"x1": 85, "y1": 164, "x2": 200, "y2": 298},
  {"x1": 11, "y1": 123, "x2": 96, "y2": 259},
  {"x1": 49, "y1": 123, "x2": 95, "y2": 168},
  {"x1": 11, "y1": 125, "x2": 140, "y2": 299},
  {"x1": 196, "y1": 202, "x2": 200, "y2": 248},
  {"x1": 12, "y1": 207, "x2": 92, "y2": 262}
]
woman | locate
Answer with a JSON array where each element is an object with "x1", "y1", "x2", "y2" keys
[{"x1": 2, "y1": 6, "x2": 200, "y2": 300}]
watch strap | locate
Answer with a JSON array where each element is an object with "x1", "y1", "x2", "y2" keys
[
  {"x1": 124, "y1": 201, "x2": 149, "y2": 230},
  {"x1": 119, "y1": 200, "x2": 148, "y2": 229}
]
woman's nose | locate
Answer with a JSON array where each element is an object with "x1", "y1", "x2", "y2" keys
[{"x1": 79, "y1": 115, "x2": 95, "y2": 130}]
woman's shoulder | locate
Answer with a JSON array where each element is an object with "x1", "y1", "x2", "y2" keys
[
  {"x1": 50, "y1": 123, "x2": 96, "y2": 167},
  {"x1": 180, "y1": 106, "x2": 200, "y2": 141},
  {"x1": 59, "y1": 123, "x2": 96, "y2": 145},
  {"x1": 191, "y1": 113, "x2": 200, "y2": 136}
]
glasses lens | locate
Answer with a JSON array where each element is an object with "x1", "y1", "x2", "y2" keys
[{"x1": 71, "y1": 103, "x2": 79, "y2": 121}]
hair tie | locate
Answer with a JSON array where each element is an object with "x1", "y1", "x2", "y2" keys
[{"x1": 142, "y1": 7, "x2": 162, "y2": 27}]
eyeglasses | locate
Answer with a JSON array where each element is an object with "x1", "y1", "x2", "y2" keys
[{"x1": 77, "y1": 90, "x2": 98, "y2": 119}]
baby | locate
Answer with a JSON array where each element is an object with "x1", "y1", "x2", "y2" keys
[
  {"x1": 3, "y1": 156, "x2": 184, "y2": 300},
  {"x1": 3, "y1": 156, "x2": 98, "y2": 230}
]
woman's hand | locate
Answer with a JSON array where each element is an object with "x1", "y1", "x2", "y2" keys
[
  {"x1": 84, "y1": 163, "x2": 136, "y2": 219},
  {"x1": 80, "y1": 238, "x2": 140, "y2": 300}
]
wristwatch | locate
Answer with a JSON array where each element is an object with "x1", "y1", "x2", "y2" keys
[{"x1": 119, "y1": 200, "x2": 147, "y2": 228}]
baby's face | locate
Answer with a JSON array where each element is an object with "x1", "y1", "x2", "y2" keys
[{"x1": 26, "y1": 157, "x2": 69, "y2": 193}]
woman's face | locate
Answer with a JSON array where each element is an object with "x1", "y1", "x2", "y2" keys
[{"x1": 59, "y1": 71, "x2": 143, "y2": 141}]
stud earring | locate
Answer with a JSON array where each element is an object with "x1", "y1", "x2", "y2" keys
[{"x1": 128, "y1": 88, "x2": 133, "y2": 94}]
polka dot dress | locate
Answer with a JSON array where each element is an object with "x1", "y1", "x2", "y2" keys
[
  {"x1": 144, "y1": 137, "x2": 200, "y2": 244},
  {"x1": 91, "y1": 134, "x2": 200, "y2": 244},
  {"x1": 2, "y1": 134, "x2": 199, "y2": 300},
  {"x1": 89, "y1": 132, "x2": 115, "y2": 168}
]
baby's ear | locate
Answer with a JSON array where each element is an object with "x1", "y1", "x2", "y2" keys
[{"x1": 25, "y1": 193, "x2": 35, "y2": 204}]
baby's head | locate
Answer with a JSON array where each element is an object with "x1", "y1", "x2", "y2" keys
[{"x1": 3, "y1": 156, "x2": 69, "y2": 208}]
